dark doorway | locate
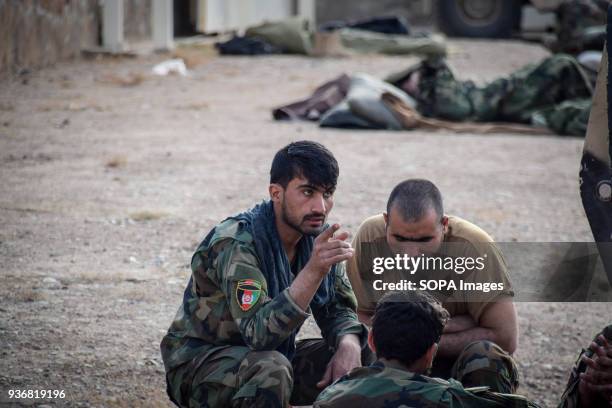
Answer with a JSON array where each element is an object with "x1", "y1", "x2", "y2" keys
[{"x1": 174, "y1": 0, "x2": 197, "y2": 37}]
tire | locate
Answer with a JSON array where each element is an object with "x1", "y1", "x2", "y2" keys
[{"x1": 437, "y1": 0, "x2": 521, "y2": 38}]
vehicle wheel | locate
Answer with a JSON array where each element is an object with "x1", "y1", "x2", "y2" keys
[{"x1": 437, "y1": 0, "x2": 521, "y2": 38}]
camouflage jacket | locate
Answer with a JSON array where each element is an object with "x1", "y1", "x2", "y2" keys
[
  {"x1": 160, "y1": 217, "x2": 367, "y2": 373},
  {"x1": 314, "y1": 360, "x2": 542, "y2": 408}
]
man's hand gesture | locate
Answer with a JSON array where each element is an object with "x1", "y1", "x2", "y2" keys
[{"x1": 307, "y1": 224, "x2": 354, "y2": 276}]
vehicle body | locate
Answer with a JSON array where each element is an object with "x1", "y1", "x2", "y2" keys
[{"x1": 437, "y1": 0, "x2": 565, "y2": 38}]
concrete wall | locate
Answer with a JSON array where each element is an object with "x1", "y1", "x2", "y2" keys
[
  {"x1": 0, "y1": 0, "x2": 152, "y2": 76},
  {"x1": 124, "y1": 0, "x2": 151, "y2": 40}
]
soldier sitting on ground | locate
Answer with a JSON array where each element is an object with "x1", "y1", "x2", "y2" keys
[{"x1": 315, "y1": 291, "x2": 612, "y2": 408}]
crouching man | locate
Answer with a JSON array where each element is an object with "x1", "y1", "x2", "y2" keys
[
  {"x1": 160, "y1": 141, "x2": 369, "y2": 407},
  {"x1": 347, "y1": 179, "x2": 518, "y2": 378}
]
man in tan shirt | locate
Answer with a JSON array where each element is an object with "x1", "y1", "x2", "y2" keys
[{"x1": 347, "y1": 179, "x2": 518, "y2": 377}]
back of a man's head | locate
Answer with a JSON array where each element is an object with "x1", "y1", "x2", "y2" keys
[
  {"x1": 386, "y1": 179, "x2": 443, "y2": 222},
  {"x1": 270, "y1": 140, "x2": 339, "y2": 190},
  {"x1": 372, "y1": 291, "x2": 449, "y2": 367}
]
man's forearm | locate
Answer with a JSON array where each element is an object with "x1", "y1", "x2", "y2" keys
[
  {"x1": 440, "y1": 300, "x2": 518, "y2": 357},
  {"x1": 438, "y1": 326, "x2": 497, "y2": 357},
  {"x1": 443, "y1": 315, "x2": 477, "y2": 334},
  {"x1": 288, "y1": 266, "x2": 325, "y2": 310},
  {"x1": 338, "y1": 333, "x2": 361, "y2": 349}
]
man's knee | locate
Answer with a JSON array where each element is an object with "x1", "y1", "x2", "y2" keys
[
  {"x1": 230, "y1": 350, "x2": 293, "y2": 407},
  {"x1": 452, "y1": 340, "x2": 519, "y2": 394},
  {"x1": 233, "y1": 350, "x2": 293, "y2": 407},
  {"x1": 240, "y1": 350, "x2": 293, "y2": 381},
  {"x1": 166, "y1": 348, "x2": 293, "y2": 408}
]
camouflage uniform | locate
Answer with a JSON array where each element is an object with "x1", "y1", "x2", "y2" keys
[
  {"x1": 316, "y1": 327, "x2": 612, "y2": 408},
  {"x1": 160, "y1": 217, "x2": 368, "y2": 407},
  {"x1": 315, "y1": 340, "x2": 539, "y2": 407},
  {"x1": 390, "y1": 54, "x2": 594, "y2": 136}
]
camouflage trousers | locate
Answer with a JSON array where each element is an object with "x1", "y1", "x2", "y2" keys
[
  {"x1": 432, "y1": 340, "x2": 520, "y2": 394},
  {"x1": 441, "y1": 327, "x2": 612, "y2": 408},
  {"x1": 416, "y1": 54, "x2": 593, "y2": 136},
  {"x1": 166, "y1": 338, "x2": 373, "y2": 408}
]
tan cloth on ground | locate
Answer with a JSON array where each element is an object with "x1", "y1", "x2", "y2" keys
[
  {"x1": 381, "y1": 92, "x2": 554, "y2": 135},
  {"x1": 312, "y1": 30, "x2": 448, "y2": 58},
  {"x1": 346, "y1": 214, "x2": 514, "y2": 323},
  {"x1": 338, "y1": 29, "x2": 447, "y2": 57}
]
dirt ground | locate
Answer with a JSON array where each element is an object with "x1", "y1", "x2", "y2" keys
[{"x1": 1, "y1": 38, "x2": 611, "y2": 407}]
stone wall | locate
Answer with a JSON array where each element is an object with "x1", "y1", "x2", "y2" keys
[{"x1": 0, "y1": 0, "x2": 152, "y2": 76}]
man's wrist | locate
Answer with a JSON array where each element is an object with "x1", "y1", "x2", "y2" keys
[
  {"x1": 338, "y1": 334, "x2": 361, "y2": 350},
  {"x1": 303, "y1": 263, "x2": 329, "y2": 279}
]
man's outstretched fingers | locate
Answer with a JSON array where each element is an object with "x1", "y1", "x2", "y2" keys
[
  {"x1": 592, "y1": 336, "x2": 611, "y2": 353},
  {"x1": 583, "y1": 355, "x2": 600, "y2": 370},
  {"x1": 322, "y1": 240, "x2": 352, "y2": 250},
  {"x1": 581, "y1": 371, "x2": 612, "y2": 384},
  {"x1": 334, "y1": 231, "x2": 350, "y2": 241},
  {"x1": 324, "y1": 248, "x2": 353, "y2": 259},
  {"x1": 594, "y1": 346, "x2": 612, "y2": 367},
  {"x1": 327, "y1": 252, "x2": 354, "y2": 265},
  {"x1": 316, "y1": 223, "x2": 340, "y2": 243}
]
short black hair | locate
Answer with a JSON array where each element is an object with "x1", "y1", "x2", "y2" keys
[
  {"x1": 270, "y1": 141, "x2": 339, "y2": 190},
  {"x1": 372, "y1": 291, "x2": 449, "y2": 367},
  {"x1": 386, "y1": 179, "x2": 443, "y2": 222}
]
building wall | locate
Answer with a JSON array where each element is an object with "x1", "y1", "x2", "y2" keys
[
  {"x1": 0, "y1": 0, "x2": 152, "y2": 76},
  {"x1": 0, "y1": 0, "x2": 433, "y2": 76},
  {"x1": 124, "y1": 0, "x2": 151, "y2": 40}
]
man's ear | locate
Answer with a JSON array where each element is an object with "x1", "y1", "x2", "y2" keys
[
  {"x1": 383, "y1": 212, "x2": 389, "y2": 226},
  {"x1": 425, "y1": 343, "x2": 438, "y2": 368},
  {"x1": 269, "y1": 184, "x2": 283, "y2": 202},
  {"x1": 367, "y1": 330, "x2": 377, "y2": 354},
  {"x1": 441, "y1": 215, "x2": 449, "y2": 233}
]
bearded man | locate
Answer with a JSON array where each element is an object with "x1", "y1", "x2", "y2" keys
[{"x1": 160, "y1": 140, "x2": 369, "y2": 408}]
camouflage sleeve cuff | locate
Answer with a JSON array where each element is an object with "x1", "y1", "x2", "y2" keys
[
  {"x1": 281, "y1": 288, "x2": 311, "y2": 319},
  {"x1": 334, "y1": 322, "x2": 369, "y2": 351},
  {"x1": 239, "y1": 288, "x2": 311, "y2": 351}
]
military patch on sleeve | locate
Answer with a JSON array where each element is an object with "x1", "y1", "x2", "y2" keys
[{"x1": 235, "y1": 279, "x2": 262, "y2": 312}]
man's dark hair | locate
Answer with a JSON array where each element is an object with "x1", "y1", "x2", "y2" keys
[
  {"x1": 372, "y1": 291, "x2": 449, "y2": 367},
  {"x1": 270, "y1": 141, "x2": 339, "y2": 190},
  {"x1": 386, "y1": 179, "x2": 443, "y2": 222}
]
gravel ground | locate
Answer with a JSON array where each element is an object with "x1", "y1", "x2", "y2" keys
[{"x1": 0, "y1": 38, "x2": 610, "y2": 407}]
